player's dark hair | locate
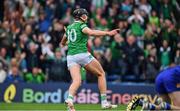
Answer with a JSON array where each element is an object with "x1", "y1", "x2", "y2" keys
[{"x1": 73, "y1": 8, "x2": 88, "y2": 19}]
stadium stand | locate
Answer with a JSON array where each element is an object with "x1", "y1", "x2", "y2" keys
[{"x1": 0, "y1": 0, "x2": 180, "y2": 83}]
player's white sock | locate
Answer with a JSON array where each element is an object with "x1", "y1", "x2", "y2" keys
[
  {"x1": 66, "y1": 94, "x2": 74, "y2": 103},
  {"x1": 101, "y1": 93, "x2": 108, "y2": 104},
  {"x1": 101, "y1": 93, "x2": 117, "y2": 109}
]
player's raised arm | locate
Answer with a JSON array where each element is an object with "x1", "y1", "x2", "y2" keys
[{"x1": 82, "y1": 27, "x2": 119, "y2": 37}]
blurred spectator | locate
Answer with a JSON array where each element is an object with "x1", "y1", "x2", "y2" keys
[
  {"x1": 44, "y1": 0, "x2": 56, "y2": 21},
  {"x1": 0, "y1": 0, "x2": 4, "y2": 21},
  {"x1": 40, "y1": 34, "x2": 54, "y2": 58},
  {"x1": 117, "y1": 35, "x2": 144, "y2": 76},
  {"x1": 24, "y1": 24, "x2": 34, "y2": 41},
  {"x1": 24, "y1": 67, "x2": 45, "y2": 83},
  {"x1": 38, "y1": 10, "x2": 51, "y2": 33},
  {"x1": 49, "y1": 20, "x2": 64, "y2": 48},
  {"x1": 61, "y1": 8, "x2": 73, "y2": 25},
  {"x1": 144, "y1": 43, "x2": 152, "y2": 58},
  {"x1": 128, "y1": 8, "x2": 144, "y2": 37},
  {"x1": 92, "y1": 8, "x2": 103, "y2": 28},
  {"x1": 54, "y1": 0, "x2": 64, "y2": 20},
  {"x1": 47, "y1": 48, "x2": 68, "y2": 82},
  {"x1": 92, "y1": 0, "x2": 107, "y2": 10},
  {"x1": 26, "y1": 42, "x2": 41, "y2": 72},
  {"x1": 174, "y1": 29, "x2": 180, "y2": 65},
  {"x1": 149, "y1": 0, "x2": 160, "y2": 11},
  {"x1": 137, "y1": 0, "x2": 152, "y2": 16},
  {"x1": 160, "y1": 0, "x2": 174, "y2": 20},
  {"x1": 0, "y1": 62, "x2": 7, "y2": 83},
  {"x1": 119, "y1": 0, "x2": 133, "y2": 19},
  {"x1": 93, "y1": 38, "x2": 105, "y2": 56},
  {"x1": 76, "y1": 0, "x2": 91, "y2": 12},
  {"x1": 0, "y1": 20, "x2": 13, "y2": 48},
  {"x1": 143, "y1": 45, "x2": 160, "y2": 82},
  {"x1": 149, "y1": 10, "x2": 159, "y2": 26},
  {"x1": 109, "y1": 34, "x2": 125, "y2": 75},
  {"x1": 174, "y1": 42, "x2": 180, "y2": 65},
  {"x1": 16, "y1": 33, "x2": 29, "y2": 53},
  {"x1": 22, "y1": 0, "x2": 38, "y2": 21},
  {"x1": 117, "y1": 20, "x2": 128, "y2": 37},
  {"x1": 159, "y1": 40, "x2": 171, "y2": 69},
  {"x1": 4, "y1": 65, "x2": 24, "y2": 83},
  {"x1": 0, "y1": 47, "x2": 9, "y2": 71},
  {"x1": 0, "y1": 0, "x2": 179, "y2": 83},
  {"x1": 143, "y1": 24, "x2": 158, "y2": 45},
  {"x1": 158, "y1": 19, "x2": 177, "y2": 48},
  {"x1": 14, "y1": 50, "x2": 27, "y2": 73}
]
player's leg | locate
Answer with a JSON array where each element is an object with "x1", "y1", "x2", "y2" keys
[
  {"x1": 139, "y1": 85, "x2": 180, "y2": 110},
  {"x1": 168, "y1": 91, "x2": 180, "y2": 109},
  {"x1": 65, "y1": 63, "x2": 81, "y2": 111},
  {"x1": 127, "y1": 95, "x2": 171, "y2": 111},
  {"x1": 151, "y1": 93, "x2": 180, "y2": 110},
  {"x1": 84, "y1": 59, "x2": 117, "y2": 109},
  {"x1": 149, "y1": 91, "x2": 180, "y2": 110},
  {"x1": 85, "y1": 59, "x2": 106, "y2": 94},
  {"x1": 138, "y1": 73, "x2": 168, "y2": 110},
  {"x1": 68, "y1": 64, "x2": 82, "y2": 96},
  {"x1": 161, "y1": 74, "x2": 180, "y2": 110}
]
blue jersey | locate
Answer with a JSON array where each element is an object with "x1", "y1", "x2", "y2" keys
[{"x1": 155, "y1": 66, "x2": 180, "y2": 94}]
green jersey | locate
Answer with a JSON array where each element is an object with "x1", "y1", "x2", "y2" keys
[{"x1": 66, "y1": 21, "x2": 88, "y2": 55}]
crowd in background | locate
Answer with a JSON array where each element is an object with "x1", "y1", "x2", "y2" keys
[{"x1": 0, "y1": 0, "x2": 180, "y2": 84}]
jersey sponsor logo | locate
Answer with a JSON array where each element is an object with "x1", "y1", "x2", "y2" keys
[{"x1": 4, "y1": 84, "x2": 16, "y2": 103}]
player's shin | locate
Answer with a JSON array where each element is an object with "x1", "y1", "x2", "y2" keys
[{"x1": 98, "y1": 76, "x2": 117, "y2": 109}]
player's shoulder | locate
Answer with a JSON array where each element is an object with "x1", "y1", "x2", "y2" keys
[
  {"x1": 67, "y1": 21, "x2": 88, "y2": 31},
  {"x1": 67, "y1": 23, "x2": 73, "y2": 28}
]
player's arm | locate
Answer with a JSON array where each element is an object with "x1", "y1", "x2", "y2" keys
[
  {"x1": 60, "y1": 34, "x2": 67, "y2": 47},
  {"x1": 82, "y1": 27, "x2": 119, "y2": 37}
]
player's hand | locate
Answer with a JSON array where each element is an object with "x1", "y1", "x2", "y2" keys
[{"x1": 108, "y1": 29, "x2": 120, "y2": 36}]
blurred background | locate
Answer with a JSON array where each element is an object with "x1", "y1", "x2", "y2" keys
[
  {"x1": 0, "y1": 0, "x2": 180, "y2": 84},
  {"x1": 0, "y1": 0, "x2": 180, "y2": 106}
]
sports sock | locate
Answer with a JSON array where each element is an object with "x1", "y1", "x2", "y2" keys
[
  {"x1": 67, "y1": 94, "x2": 74, "y2": 102},
  {"x1": 148, "y1": 103, "x2": 156, "y2": 110},
  {"x1": 101, "y1": 93, "x2": 108, "y2": 104},
  {"x1": 161, "y1": 102, "x2": 171, "y2": 110}
]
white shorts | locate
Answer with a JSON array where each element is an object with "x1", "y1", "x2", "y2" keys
[{"x1": 67, "y1": 52, "x2": 95, "y2": 68}]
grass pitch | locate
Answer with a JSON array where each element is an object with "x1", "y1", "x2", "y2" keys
[{"x1": 0, "y1": 103, "x2": 141, "y2": 111}]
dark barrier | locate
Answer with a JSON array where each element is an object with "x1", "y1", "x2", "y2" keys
[{"x1": 0, "y1": 83, "x2": 156, "y2": 104}]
